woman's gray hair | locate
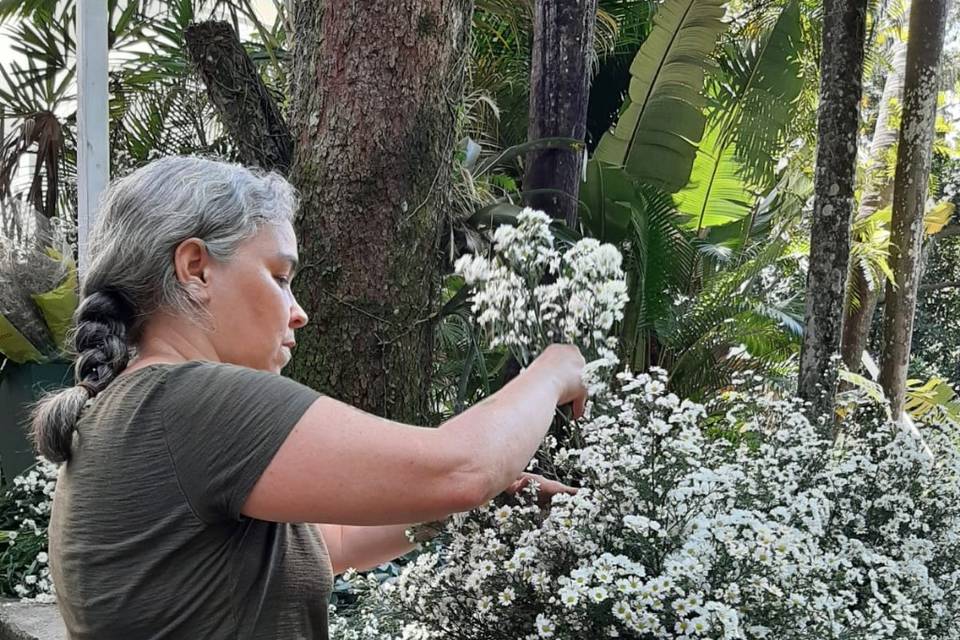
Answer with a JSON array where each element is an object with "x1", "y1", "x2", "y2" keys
[{"x1": 31, "y1": 156, "x2": 298, "y2": 463}]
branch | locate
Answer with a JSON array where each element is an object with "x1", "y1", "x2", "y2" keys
[
  {"x1": 184, "y1": 21, "x2": 293, "y2": 174},
  {"x1": 934, "y1": 223, "x2": 960, "y2": 239},
  {"x1": 919, "y1": 280, "x2": 960, "y2": 293}
]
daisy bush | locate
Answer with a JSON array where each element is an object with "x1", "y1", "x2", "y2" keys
[
  {"x1": 330, "y1": 209, "x2": 960, "y2": 639},
  {"x1": 0, "y1": 460, "x2": 58, "y2": 602}
]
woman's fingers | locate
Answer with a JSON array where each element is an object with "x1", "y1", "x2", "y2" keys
[
  {"x1": 504, "y1": 473, "x2": 578, "y2": 507},
  {"x1": 571, "y1": 393, "x2": 586, "y2": 419}
]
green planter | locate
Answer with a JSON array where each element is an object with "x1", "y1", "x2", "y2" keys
[{"x1": 0, "y1": 362, "x2": 73, "y2": 481}]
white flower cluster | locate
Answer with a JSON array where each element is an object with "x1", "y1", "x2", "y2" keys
[
  {"x1": 334, "y1": 382, "x2": 960, "y2": 639},
  {"x1": 331, "y1": 211, "x2": 960, "y2": 639},
  {"x1": 1, "y1": 460, "x2": 58, "y2": 603},
  {"x1": 454, "y1": 208, "x2": 628, "y2": 368}
]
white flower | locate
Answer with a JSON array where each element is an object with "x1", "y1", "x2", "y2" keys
[
  {"x1": 498, "y1": 587, "x2": 516, "y2": 606},
  {"x1": 558, "y1": 585, "x2": 580, "y2": 607},
  {"x1": 690, "y1": 616, "x2": 710, "y2": 634},
  {"x1": 477, "y1": 596, "x2": 493, "y2": 615},
  {"x1": 589, "y1": 586, "x2": 609, "y2": 603},
  {"x1": 535, "y1": 613, "x2": 556, "y2": 638},
  {"x1": 611, "y1": 600, "x2": 632, "y2": 621}
]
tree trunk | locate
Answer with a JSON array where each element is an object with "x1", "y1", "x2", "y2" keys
[
  {"x1": 523, "y1": 0, "x2": 598, "y2": 228},
  {"x1": 184, "y1": 21, "x2": 293, "y2": 173},
  {"x1": 797, "y1": 0, "x2": 867, "y2": 429},
  {"x1": 841, "y1": 39, "x2": 908, "y2": 373},
  {"x1": 286, "y1": 0, "x2": 474, "y2": 423},
  {"x1": 879, "y1": 0, "x2": 950, "y2": 418}
]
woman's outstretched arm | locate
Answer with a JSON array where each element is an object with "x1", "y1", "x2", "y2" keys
[{"x1": 242, "y1": 345, "x2": 586, "y2": 527}]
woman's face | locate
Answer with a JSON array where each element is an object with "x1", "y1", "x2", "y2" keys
[{"x1": 201, "y1": 220, "x2": 308, "y2": 373}]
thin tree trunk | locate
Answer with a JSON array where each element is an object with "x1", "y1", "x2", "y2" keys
[
  {"x1": 879, "y1": 0, "x2": 950, "y2": 418},
  {"x1": 286, "y1": 0, "x2": 474, "y2": 423},
  {"x1": 523, "y1": 0, "x2": 598, "y2": 228},
  {"x1": 797, "y1": 0, "x2": 867, "y2": 429},
  {"x1": 841, "y1": 40, "x2": 908, "y2": 373},
  {"x1": 184, "y1": 21, "x2": 293, "y2": 173}
]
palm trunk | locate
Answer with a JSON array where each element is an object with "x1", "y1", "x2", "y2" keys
[
  {"x1": 841, "y1": 39, "x2": 908, "y2": 373},
  {"x1": 797, "y1": 0, "x2": 868, "y2": 429},
  {"x1": 285, "y1": 0, "x2": 474, "y2": 423},
  {"x1": 524, "y1": 0, "x2": 598, "y2": 228},
  {"x1": 879, "y1": 0, "x2": 950, "y2": 418}
]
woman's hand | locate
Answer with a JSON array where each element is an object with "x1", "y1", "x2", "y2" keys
[
  {"x1": 530, "y1": 344, "x2": 588, "y2": 419},
  {"x1": 504, "y1": 472, "x2": 578, "y2": 509}
]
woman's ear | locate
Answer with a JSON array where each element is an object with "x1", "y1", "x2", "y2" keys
[{"x1": 173, "y1": 238, "x2": 212, "y2": 302}]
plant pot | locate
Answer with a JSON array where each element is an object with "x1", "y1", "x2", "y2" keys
[{"x1": 0, "y1": 362, "x2": 73, "y2": 481}]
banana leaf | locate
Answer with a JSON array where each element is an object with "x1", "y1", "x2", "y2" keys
[
  {"x1": 0, "y1": 312, "x2": 44, "y2": 364},
  {"x1": 593, "y1": 0, "x2": 728, "y2": 193},
  {"x1": 673, "y1": 1, "x2": 804, "y2": 235},
  {"x1": 31, "y1": 261, "x2": 78, "y2": 351}
]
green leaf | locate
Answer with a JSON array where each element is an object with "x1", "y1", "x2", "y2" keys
[
  {"x1": 579, "y1": 159, "x2": 638, "y2": 243},
  {"x1": 474, "y1": 137, "x2": 584, "y2": 177},
  {"x1": 904, "y1": 377, "x2": 960, "y2": 423},
  {"x1": 924, "y1": 200, "x2": 955, "y2": 236},
  {"x1": 468, "y1": 202, "x2": 525, "y2": 229},
  {"x1": 838, "y1": 369, "x2": 888, "y2": 405},
  {"x1": 672, "y1": 1, "x2": 805, "y2": 235},
  {"x1": 713, "y1": 1, "x2": 804, "y2": 189},
  {"x1": 593, "y1": 0, "x2": 728, "y2": 192},
  {"x1": 0, "y1": 313, "x2": 44, "y2": 364},
  {"x1": 655, "y1": 240, "x2": 798, "y2": 398},
  {"x1": 31, "y1": 258, "x2": 78, "y2": 351},
  {"x1": 619, "y1": 184, "x2": 697, "y2": 370},
  {"x1": 674, "y1": 125, "x2": 756, "y2": 233}
]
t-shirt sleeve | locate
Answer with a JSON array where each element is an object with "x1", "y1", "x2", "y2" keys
[{"x1": 160, "y1": 361, "x2": 321, "y2": 523}]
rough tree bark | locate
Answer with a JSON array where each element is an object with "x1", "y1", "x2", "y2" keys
[
  {"x1": 285, "y1": 0, "x2": 474, "y2": 423},
  {"x1": 841, "y1": 39, "x2": 908, "y2": 373},
  {"x1": 523, "y1": 0, "x2": 598, "y2": 228},
  {"x1": 797, "y1": 0, "x2": 867, "y2": 428},
  {"x1": 184, "y1": 21, "x2": 293, "y2": 173},
  {"x1": 879, "y1": 0, "x2": 950, "y2": 418}
]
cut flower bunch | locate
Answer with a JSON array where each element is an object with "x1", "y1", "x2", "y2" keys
[
  {"x1": 330, "y1": 209, "x2": 960, "y2": 640},
  {"x1": 0, "y1": 202, "x2": 78, "y2": 363}
]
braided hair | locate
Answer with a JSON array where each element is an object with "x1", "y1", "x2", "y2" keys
[
  {"x1": 31, "y1": 291, "x2": 134, "y2": 462},
  {"x1": 30, "y1": 156, "x2": 298, "y2": 463}
]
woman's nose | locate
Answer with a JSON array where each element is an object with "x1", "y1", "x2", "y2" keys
[{"x1": 290, "y1": 299, "x2": 309, "y2": 329}]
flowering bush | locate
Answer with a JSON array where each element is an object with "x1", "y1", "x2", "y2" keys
[
  {"x1": 0, "y1": 460, "x2": 57, "y2": 602},
  {"x1": 330, "y1": 209, "x2": 960, "y2": 639}
]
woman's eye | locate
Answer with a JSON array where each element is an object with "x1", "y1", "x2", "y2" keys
[{"x1": 274, "y1": 275, "x2": 290, "y2": 286}]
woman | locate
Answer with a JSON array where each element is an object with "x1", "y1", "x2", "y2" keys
[{"x1": 32, "y1": 156, "x2": 587, "y2": 640}]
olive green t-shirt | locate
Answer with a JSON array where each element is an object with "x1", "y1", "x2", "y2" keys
[{"x1": 49, "y1": 361, "x2": 332, "y2": 640}]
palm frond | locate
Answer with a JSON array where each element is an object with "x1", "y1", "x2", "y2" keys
[
  {"x1": 657, "y1": 241, "x2": 800, "y2": 400},
  {"x1": 713, "y1": 0, "x2": 804, "y2": 190},
  {"x1": 619, "y1": 183, "x2": 697, "y2": 370}
]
